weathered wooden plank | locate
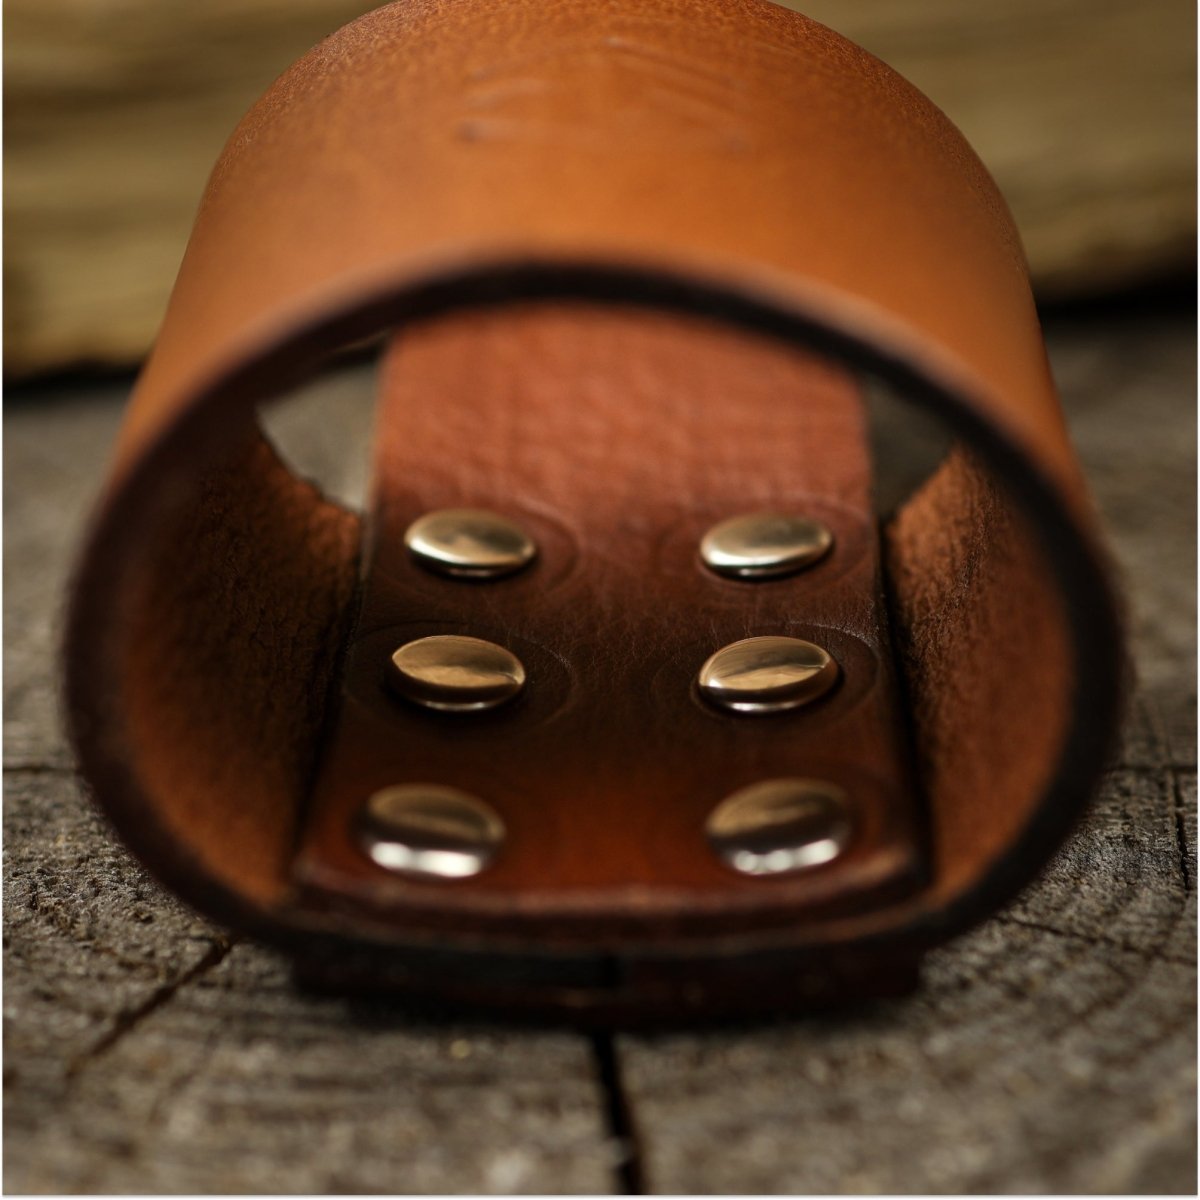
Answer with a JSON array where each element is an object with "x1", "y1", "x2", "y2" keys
[
  {"x1": 17, "y1": 948, "x2": 616, "y2": 1194},
  {"x1": 1056, "y1": 312, "x2": 1198, "y2": 770},
  {"x1": 619, "y1": 922, "x2": 1194, "y2": 1193},
  {"x1": 3, "y1": 387, "x2": 126, "y2": 767},
  {"x1": 2, "y1": 768, "x2": 227, "y2": 1098},
  {"x1": 1004, "y1": 768, "x2": 1196, "y2": 966}
]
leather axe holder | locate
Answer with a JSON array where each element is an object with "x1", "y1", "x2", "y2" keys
[{"x1": 65, "y1": 0, "x2": 1124, "y2": 1021}]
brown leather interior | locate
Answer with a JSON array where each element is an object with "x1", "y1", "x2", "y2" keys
[
  {"x1": 888, "y1": 447, "x2": 1075, "y2": 909},
  {"x1": 117, "y1": 436, "x2": 360, "y2": 908},
  {"x1": 64, "y1": 0, "x2": 1123, "y2": 1015},
  {"x1": 295, "y1": 305, "x2": 926, "y2": 943}
]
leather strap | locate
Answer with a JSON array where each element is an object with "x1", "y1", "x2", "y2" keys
[
  {"x1": 65, "y1": 0, "x2": 1123, "y2": 1018},
  {"x1": 294, "y1": 306, "x2": 926, "y2": 946}
]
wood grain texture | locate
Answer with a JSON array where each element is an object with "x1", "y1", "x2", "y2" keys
[
  {"x1": 4, "y1": 0, "x2": 1195, "y2": 375},
  {"x1": 4, "y1": 829, "x2": 615, "y2": 1194},
  {"x1": 3, "y1": 309, "x2": 1195, "y2": 1192},
  {"x1": 4, "y1": 385, "x2": 129, "y2": 769}
]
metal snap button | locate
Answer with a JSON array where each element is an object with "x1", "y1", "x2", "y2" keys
[
  {"x1": 358, "y1": 784, "x2": 504, "y2": 879},
  {"x1": 387, "y1": 634, "x2": 526, "y2": 712},
  {"x1": 706, "y1": 778, "x2": 852, "y2": 876},
  {"x1": 700, "y1": 512, "x2": 833, "y2": 579},
  {"x1": 697, "y1": 635, "x2": 839, "y2": 714},
  {"x1": 404, "y1": 508, "x2": 537, "y2": 579}
]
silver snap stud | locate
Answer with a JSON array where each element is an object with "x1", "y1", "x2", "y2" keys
[
  {"x1": 387, "y1": 634, "x2": 526, "y2": 712},
  {"x1": 700, "y1": 512, "x2": 833, "y2": 579},
  {"x1": 404, "y1": 508, "x2": 537, "y2": 579},
  {"x1": 358, "y1": 784, "x2": 504, "y2": 879},
  {"x1": 706, "y1": 778, "x2": 852, "y2": 876},
  {"x1": 697, "y1": 635, "x2": 838, "y2": 714}
]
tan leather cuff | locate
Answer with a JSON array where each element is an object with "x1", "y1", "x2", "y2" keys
[{"x1": 65, "y1": 0, "x2": 1124, "y2": 1020}]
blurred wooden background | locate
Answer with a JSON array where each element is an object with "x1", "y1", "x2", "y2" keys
[{"x1": 4, "y1": 0, "x2": 1196, "y2": 377}]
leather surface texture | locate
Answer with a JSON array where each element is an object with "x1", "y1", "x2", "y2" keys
[
  {"x1": 64, "y1": 0, "x2": 1124, "y2": 1018},
  {"x1": 295, "y1": 306, "x2": 926, "y2": 947}
]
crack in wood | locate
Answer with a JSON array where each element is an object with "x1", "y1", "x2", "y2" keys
[
  {"x1": 1175, "y1": 812, "x2": 1192, "y2": 895},
  {"x1": 591, "y1": 1033, "x2": 647, "y2": 1194},
  {"x1": 66, "y1": 937, "x2": 237, "y2": 1078},
  {"x1": 1169, "y1": 767, "x2": 1194, "y2": 898},
  {"x1": 993, "y1": 914, "x2": 1193, "y2": 967}
]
